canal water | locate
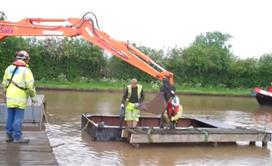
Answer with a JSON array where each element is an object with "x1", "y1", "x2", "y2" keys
[{"x1": 40, "y1": 90, "x2": 272, "y2": 166}]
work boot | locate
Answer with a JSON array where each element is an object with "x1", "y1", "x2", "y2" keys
[
  {"x1": 160, "y1": 120, "x2": 164, "y2": 129},
  {"x1": 159, "y1": 114, "x2": 164, "y2": 129},
  {"x1": 13, "y1": 138, "x2": 30, "y2": 144},
  {"x1": 170, "y1": 122, "x2": 176, "y2": 129},
  {"x1": 6, "y1": 133, "x2": 13, "y2": 142}
]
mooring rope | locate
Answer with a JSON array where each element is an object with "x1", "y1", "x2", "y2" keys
[
  {"x1": 52, "y1": 143, "x2": 65, "y2": 148},
  {"x1": 41, "y1": 103, "x2": 67, "y2": 148},
  {"x1": 43, "y1": 106, "x2": 51, "y2": 125},
  {"x1": 31, "y1": 105, "x2": 36, "y2": 124},
  {"x1": 81, "y1": 118, "x2": 92, "y2": 131},
  {"x1": 147, "y1": 128, "x2": 153, "y2": 143},
  {"x1": 202, "y1": 130, "x2": 209, "y2": 142},
  {"x1": 194, "y1": 128, "x2": 209, "y2": 142}
]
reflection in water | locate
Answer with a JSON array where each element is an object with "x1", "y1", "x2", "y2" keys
[{"x1": 40, "y1": 90, "x2": 272, "y2": 166}]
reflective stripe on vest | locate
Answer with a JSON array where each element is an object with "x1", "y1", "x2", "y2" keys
[
  {"x1": 7, "y1": 65, "x2": 28, "y2": 90},
  {"x1": 127, "y1": 84, "x2": 142, "y2": 101},
  {"x1": 6, "y1": 96, "x2": 28, "y2": 103}
]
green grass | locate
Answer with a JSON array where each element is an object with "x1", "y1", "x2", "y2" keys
[
  {"x1": 175, "y1": 86, "x2": 252, "y2": 96},
  {"x1": 36, "y1": 80, "x2": 126, "y2": 90},
  {"x1": 36, "y1": 80, "x2": 252, "y2": 96}
]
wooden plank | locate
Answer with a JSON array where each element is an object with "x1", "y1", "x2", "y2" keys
[
  {"x1": 130, "y1": 133, "x2": 268, "y2": 143},
  {"x1": 0, "y1": 131, "x2": 58, "y2": 165},
  {"x1": 0, "y1": 123, "x2": 45, "y2": 131},
  {"x1": 129, "y1": 128, "x2": 264, "y2": 135},
  {"x1": 0, "y1": 152, "x2": 57, "y2": 165},
  {"x1": 0, "y1": 131, "x2": 51, "y2": 141},
  {"x1": 128, "y1": 128, "x2": 271, "y2": 144}
]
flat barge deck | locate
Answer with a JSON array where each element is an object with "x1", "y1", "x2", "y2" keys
[{"x1": 82, "y1": 114, "x2": 271, "y2": 147}]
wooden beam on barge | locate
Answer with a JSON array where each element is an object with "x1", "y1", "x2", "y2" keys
[{"x1": 128, "y1": 128, "x2": 271, "y2": 146}]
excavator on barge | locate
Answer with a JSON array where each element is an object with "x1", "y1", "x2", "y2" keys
[
  {"x1": 2, "y1": 12, "x2": 269, "y2": 147},
  {"x1": 0, "y1": 11, "x2": 174, "y2": 84}
]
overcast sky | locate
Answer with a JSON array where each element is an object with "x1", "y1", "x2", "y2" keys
[{"x1": 2, "y1": 0, "x2": 272, "y2": 58}]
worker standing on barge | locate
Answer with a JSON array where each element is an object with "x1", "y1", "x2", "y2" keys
[
  {"x1": 2, "y1": 51, "x2": 37, "y2": 143},
  {"x1": 160, "y1": 77, "x2": 183, "y2": 129},
  {"x1": 121, "y1": 78, "x2": 144, "y2": 128}
]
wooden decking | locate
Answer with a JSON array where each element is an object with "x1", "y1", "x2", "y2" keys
[
  {"x1": 0, "y1": 131, "x2": 58, "y2": 165},
  {"x1": 0, "y1": 95, "x2": 58, "y2": 165}
]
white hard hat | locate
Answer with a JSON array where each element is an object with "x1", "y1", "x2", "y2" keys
[
  {"x1": 16, "y1": 50, "x2": 29, "y2": 60},
  {"x1": 171, "y1": 96, "x2": 180, "y2": 106}
]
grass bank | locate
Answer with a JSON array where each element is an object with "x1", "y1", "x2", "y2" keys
[{"x1": 36, "y1": 80, "x2": 253, "y2": 97}]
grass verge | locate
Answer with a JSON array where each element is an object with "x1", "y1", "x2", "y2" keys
[{"x1": 36, "y1": 80, "x2": 253, "y2": 97}]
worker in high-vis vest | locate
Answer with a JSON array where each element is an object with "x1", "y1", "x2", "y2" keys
[
  {"x1": 160, "y1": 77, "x2": 182, "y2": 129},
  {"x1": 2, "y1": 50, "x2": 37, "y2": 143},
  {"x1": 162, "y1": 94, "x2": 183, "y2": 129},
  {"x1": 121, "y1": 78, "x2": 144, "y2": 128}
]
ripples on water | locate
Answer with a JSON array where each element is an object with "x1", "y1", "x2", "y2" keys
[{"x1": 41, "y1": 91, "x2": 272, "y2": 166}]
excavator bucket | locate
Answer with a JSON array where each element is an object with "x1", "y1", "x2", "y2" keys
[{"x1": 138, "y1": 92, "x2": 166, "y2": 115}]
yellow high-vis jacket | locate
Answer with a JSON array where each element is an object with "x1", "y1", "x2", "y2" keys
[{"x1": 2, "y1": 60, "x2": 36, "y2": 109}]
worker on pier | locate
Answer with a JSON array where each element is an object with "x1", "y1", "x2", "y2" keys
[
  {"x1": 121, "y1": 78, "x2": 144, "y2": 128},
  {"x1": 160, "y1": 77, "x2": 182, "y2": 129},
  {"x1": 2, "y1": 51, "x2": 37, "y2": 143}
]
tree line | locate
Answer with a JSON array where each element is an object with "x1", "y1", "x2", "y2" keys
[{"x1": 0, "y1": 31, "x2": 271, "y2": 88}]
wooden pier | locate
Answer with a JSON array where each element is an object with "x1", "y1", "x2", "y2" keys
[
  {"x1": 0, "y1": 131, "x2": 58, "y2": 165},
  {"x1": 0, "y1": 95, "x2": 58, "y2": 165}
]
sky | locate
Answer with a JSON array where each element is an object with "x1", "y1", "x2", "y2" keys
[{"x1": 2, "y1": 0, "x2": 272, "y2": 58}]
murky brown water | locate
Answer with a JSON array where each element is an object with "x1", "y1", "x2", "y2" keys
[{"x1": 40, "y1": 90, "x2": 272, "y2": 166}]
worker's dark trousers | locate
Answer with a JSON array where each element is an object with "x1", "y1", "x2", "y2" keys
[{"x1": 6, "y1": 108, "x2": 25, "y2": 140}]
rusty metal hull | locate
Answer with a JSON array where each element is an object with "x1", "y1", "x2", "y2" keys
[
  {"x1": 81, "y1": 114, "x2": 271, "y2": 146},
  {"x1": 81, "y1": 114, "x2": 217, "y2": 141}
]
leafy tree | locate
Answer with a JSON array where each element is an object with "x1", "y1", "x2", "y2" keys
[
  {"x1": 1, "y1": 33, "x2": 272, "y2": 89},
  {"x1": 0, "y1": 37, "x2": 106, "y2": 81},
  {"x1": 180, "y1": 31, "x2": 234, "y2": 86},
  {"x1": 0, "y1": 12, "x2": 6, "y2": 20},
  {"x1": 164, "y1": 47, "x2": 186, "y2": 83},
  {"x1": 107, "y1": 44, "x2": 164, "y2": 82},
  {"x1": 258, "y1": 54, "x2": 272, "y2": 86},
  {"x1": 229, "y1": 58, "x2": 259, "y2": 87},
  {"x1": 0, "y1": 37, "x2": 28, "y2": 76}
]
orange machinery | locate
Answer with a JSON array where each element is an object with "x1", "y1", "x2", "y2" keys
[{"x1": 0, "y1": 12, "x2": 174, "y2": 84}]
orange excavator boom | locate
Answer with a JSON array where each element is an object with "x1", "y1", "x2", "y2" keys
[{"x1": 0, "y1": 12, "x2": 174, "y2": 84}]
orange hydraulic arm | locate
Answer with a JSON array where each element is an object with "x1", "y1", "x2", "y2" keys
[{"x1": 0, "y1": 12, "x2": 174, "y2": 84}]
